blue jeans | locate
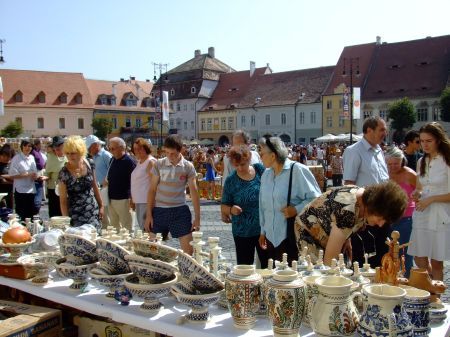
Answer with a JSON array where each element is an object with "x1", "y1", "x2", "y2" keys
[
  {"x1": 34, "y1": 182, "x2": 44, "y2": 214},
  {"x1": 390, "y1": 216, "x2": 413, "y2": 278}
]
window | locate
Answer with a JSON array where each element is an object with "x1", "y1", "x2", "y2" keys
[
  {"x1": 169, "y1": 103, "x2": 174, "y2": 110},
  {"x1": 38, "y1": 92, "x2": 45, "y2": 103},
  {"x1": 281, "y1": 113, "x2": 286, "y2": 125},
  {"x1": 14, "y1": 91, "x2": 23, "y2": 102},
  {"x1": 100, "y1": 96, "x2": 107, "y2": 105},
  {"x1": 191, "y1": 121, "x2": 195, "y2": 129},
  {"x1": 184, "y1": 104, "x2": 187, "y2": 111},
  {"x1": 201, "y1": 119, "x2": 206, "y2": 131},
  {"x1": 379, "y1": 110, "x2": 387, "y2": 120},
  {"x1": 265, "y1": 114, "x2": 270, "y2": 125},
  {"x1": 221, "y1": 117, "x2": 226, "y2": 130},
  {"x1": 191, "y1": 87, "x2": 196, "y2": 94},
  {"x1": 299, "y1": 137, "x2": 306, "y2": 145},
  {"x1": 148, "y1": 117, "x2": 154, "y2": 128},
  {"x1": 207, "y1": 118, "x2": 212, "y2": 131},
  {"x1": 310, "y1": 111, "x2": 316, "y2": 124},
  {"x1": 326, "y1": 116, "x2": 332, "y2": 127},
  {"x1": 228, "y1": 117, "x2": 233, "y2": 130},
  {"x1": 214, "y1": 118, "x2": 219, "y2": 130},
  {"x1": 363, "y1": 111, "x2": 373, "y2": 119},
  {"x1": 59, "y1": 118, "x2": 65, "y2": 129},
  {"x1": 339, "y1": 99, "x2": 343, "y2": 109},
  {"x1": 417, "y1": 108, "x2": 428, "y2": 121},
  {"x1": 326, "y1": 100, "x2": 332, "y2": 109},
  {"x1": 339, "y1": 116, "x2": 345, "y2": 127},
  {"x1": 112, "y1": 117, "x2": 117, "y2": 129},
  {"x1": 136, "y1": 118, "x2": 141, "y2": 127},
  {"x1": 241, "y1": 115, "x2": 246, "y2": 127},
  {"x1": 37, "y1": 117, "x2": 44, "y2": 129},
  {"x1": 176, "y1": 119, "x2": 181, "y2": 129},
  {"x1": 110, "y1": 97, "x2": 116, "y2": 105},
  {"x1": 126, "y1": 99, "x2": 137, "y2": 107},
  {"x1": 176, "y1": 103, "x2": 181, "y2": 111},
  {"x1": 432, "y1": 106, "x2": 440, "y2": 121},
  {"x1": 184, "y1": 121, "x2": 188, "y2": 130},
  {"x1": 299, "y1": 112, "x2": 305, "y2": 124},
  {"x1": 59, "y1": 93, "x2": 67, "y2": 103},
  {"x1": 191, "y1": 104, "x2": 194, "y2": 110},
  {"x1": 125, "y1": 118, "x2": 131, "y2": 127},
  {"x1": 78, "y1": 118, "x2": 84, "y2": 129},
  {"x1": 170, "y1": 89, "x2": 175, "y2": 96},
  {"x1": 15, "y1": 117, "x2": 22, "y2": 126},
  {"x1": 74, "y1": 93, "x2": 82, "y2": 104}
]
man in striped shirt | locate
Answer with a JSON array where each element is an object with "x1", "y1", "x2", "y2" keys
[{"x1": 145, "y1": 135, "x2": 200, "y2": 255}]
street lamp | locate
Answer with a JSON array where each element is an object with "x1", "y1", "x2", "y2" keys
[
  {"x1": 294, "y1": 92, "x2": 305, "y2": 145},
  {"x1": 342, "y1": 57, "x2": 360, "y2": 143},
  {"x1": 152, "y1": 62, "x2": 169, "y2": 148},
  {"x1": 0, "y1": 39, "x2": 5, "y2": 64}
]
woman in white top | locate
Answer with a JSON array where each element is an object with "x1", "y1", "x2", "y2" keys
[
  {"x1": 131, "y1": 138, "x2": 156, "y2": 231},
  {"x1": 408, "y1": 122, "x2": 450, "y2": 281}
]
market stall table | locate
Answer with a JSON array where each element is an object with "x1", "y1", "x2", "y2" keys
[{"x1": 0, "y1": 273, "x2": 449, "y2": 337}]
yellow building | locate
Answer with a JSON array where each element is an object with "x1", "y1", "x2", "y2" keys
[
  {"x1": 198, "y1": 108, "x2": 236, "y2": 145},
  {"x1": 322, "y1": 84, "x2": 356, "y2": 135}
]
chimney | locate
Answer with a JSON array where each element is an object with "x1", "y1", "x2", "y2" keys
[
  {"x1": 120, "y1": 78, "x2": 125, "y2": 82},
  {"x1": 130, "y1": 76, "x2": 136, "y2": 81},
  {"x1": 250, "y1": 61, "x2": 256, "y2": 77},
  {"x1": 376, "y1": 36, "x2": 381, "y2": 45},
  {"x1": 208, "y1": 47, "x2": 215, "y2": 58},
  {"x1": 194, "y1": 49, "x2": 201, "y2": 57},
  {"x1": 112, "y1": 83, "x2": 117, "y2": 97},
  {"x1": 146, "y1": 79, "x2": 150, "y2": 82}
]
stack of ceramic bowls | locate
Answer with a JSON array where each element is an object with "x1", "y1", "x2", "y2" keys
[
  {"x1": 131, "y1": 238, "x2": 178, "y2": 262},
  {"x1": 17, "y1": 252, "x2": 61, "y2": 284}
]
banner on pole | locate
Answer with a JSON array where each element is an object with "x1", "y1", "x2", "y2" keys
[
  {"x1": 0, "y1": 76, "x2": 4, "y2": 116},
  {"x1": 353, "y1": 87, "x2": 361, "y2": 120},
  {"x1": 162, "y1": 91, "x2": 169, "y2": 122},
  {"x1": 341, "y1": 88, "x2": 350, "y2": 118}
]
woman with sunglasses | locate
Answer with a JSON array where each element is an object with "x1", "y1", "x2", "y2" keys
[
  {"x1": 295, "y1": 180, "x2": 408, "y2": 266},
  {"x1": 258, "y1": 136, "x2": 321, "y2": 264},
  {"x1": 408, "y1": 122, "x2": 450, "y2": 282}
]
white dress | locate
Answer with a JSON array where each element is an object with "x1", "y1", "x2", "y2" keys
[{"x1": 408, "y1": 155, "x2": 450, "y2": 261}]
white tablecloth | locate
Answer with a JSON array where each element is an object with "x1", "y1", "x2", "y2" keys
[{"x1": 0, "y1": 273, "x2": 449, "y2": 337}]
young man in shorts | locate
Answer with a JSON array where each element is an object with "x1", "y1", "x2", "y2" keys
[{"x1": 145, "y1": 135, "x2": 200, "y2": 255}]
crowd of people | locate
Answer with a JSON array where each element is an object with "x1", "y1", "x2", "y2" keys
[{"x1": 0, "y1": 119, "x2": 449, "y2": 282}]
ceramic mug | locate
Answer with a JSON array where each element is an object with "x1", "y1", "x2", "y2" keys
[{"x1": 403, "y1": 287, "x2": 430, "y2": 336}]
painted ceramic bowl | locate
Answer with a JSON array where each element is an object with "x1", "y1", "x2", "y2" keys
[
  {"x1": 55, "y1": 258, "x2": 98, "y2": 290},
  {"x1": 131, "y1": 238, "x2": 178, "y2": 262},
  {"x1": 429, "y1": 302, "x2": 447, "y2": 323},
  {"x1": 124, "y1": 274, "x2": 178, "y2": 312},
  {"x1": 58, "y1": 234, "x2": 97, "y2": 265},
  {"x1": 124, "y1": 254, "x2": 177, "y2": 284},
  {"x1": 89, "y1": 269, "x2": 133, "y2": 298},
  {"x1": 177, "y1": 250, "x2": 224, "y2": 294},
  {"x1": 96, "y1": 238, "x2": 131, "y2": 275},
  {"x1": 171, "y1": 283, "x2": 223, "y2": 323},
  {"x1": 17, "y1": 252, "x2": 62, "y2": 284}
]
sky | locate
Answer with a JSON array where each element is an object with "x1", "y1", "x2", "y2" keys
[{"x1": 1, "y1": 0, "x2": 450, "y2": 81}]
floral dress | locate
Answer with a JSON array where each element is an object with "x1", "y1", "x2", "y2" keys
[
  {"x1": 294, "y1": 185, "x2": 365, "y2": 261},
  {"x1": 58, "y1": 159, "x2": 100, "y2": 231}
]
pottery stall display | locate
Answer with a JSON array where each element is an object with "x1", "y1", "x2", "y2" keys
[
  {"x1": 17, "y1": 252, "x2": 61, "y2": 284},
  {"x1": 225, "y1": 265, "x2": 262, "y2": 329},
  {"x1": 55, "y1": 258, "x2": 98, "y2": 290},
  {"x1": 358, "y1": 284, "x2": 413, "y2": 337},
  {"x1": 402, "y1": 287, "x2": 431, "y2": 336},
  {"x1": 265, "y1": 270, "x2": 306, "y2": 337}
]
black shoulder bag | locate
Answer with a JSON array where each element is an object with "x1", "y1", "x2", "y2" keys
[{"x1": 286, "y1": 163, "x2": 299, "y2": 263}]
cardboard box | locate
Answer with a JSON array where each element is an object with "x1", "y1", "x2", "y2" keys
[
  {"x1": 0, "y1": 300, "x2": 62, "y2": 337},
  {"x1": 0, "y1": 264, "x2": 32, "y2": 280},
  {"x1": 73, "y1": 316, "x2": 158, "y2": 337}
]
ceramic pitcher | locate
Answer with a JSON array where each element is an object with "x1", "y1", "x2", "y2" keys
[
  {"x1": 225, "y1": 265, "x2": 262, "y2": 329},
  {"x1": 310, "y1": 275, "x2": 361, "y2": 337},
  {"x1": 265, "y1": 270, "x2": 306, "y2": 337},
  {"x1": 358, "y1": 284, "x2": 413, "y2": 337},
  {"x1": 302, "y1": 274, "x2": 321, "y2": 327}
]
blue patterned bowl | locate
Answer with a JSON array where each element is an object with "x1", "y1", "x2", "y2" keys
[
  {"x1": 131, "y1": 239, "x2": 178, "y2": 262},
  {"x1": 124, "y1": 254, "x2": 177, "y2": 284},
  {"x1": 96, "y1": 238, "x2": 131, "y2": 275},
  {"x1": 18, "y1": 252, "x2": 62, "y2": 284},
  {"x1": 177, "y1": 250, "x2": 224, "y2": 294},
  {"x1": 124, "y1": 274, "x2": 178, "y2": 312},
  {"x1": 58, "y1": 234, "x2": 97, "y2": 265},
  {"x1": 89, "y1": 269, "x2": 133, "y2": 298},
  {"x1": 55, "y1": 258, "x2": 98, "y2": 290}
]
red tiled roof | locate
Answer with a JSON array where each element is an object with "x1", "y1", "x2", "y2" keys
[
  {"x1": 239, "y1": 66, "x2": 335, "y2": 108},
  {"x1": 0, "y1": 69, "x2": 93, "y2": 108},
  {"x1": 363, "y1": 35, "x2": 450, "y2": 100},
  {"x1": 201, "y1": 67, "x2": 270, "y2": 111}
]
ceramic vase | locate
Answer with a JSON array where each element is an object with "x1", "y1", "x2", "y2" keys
[
  {"x1": 225, "y1": 265, "x2": 262, "y2": 329},
  {"x1": 302, "y1": 274, "x2": 321, "y2": 327},
  {"x1": 266, "y1": 270, "x2": 306, "y2": 337},
  {"x1": 402, "y1": 287, "x2": 430, "y2": 336},
  {"x1": 256, "y1": 268, "x2": 274, "y2": 316},
  {"x1": 358, "y1": 284, "x2": 413, "y2": 337}
]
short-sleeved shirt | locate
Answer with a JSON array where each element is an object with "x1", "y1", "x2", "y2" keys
[
  {"x1": 8, "y1": 153, "x2": 37, "y2": 193},
  {"x1": 221, "y1": 163, "x2": 265, "y2": 238},
  {"x1": 152, "y1": 156, "x2": 196, "y2": 208}
]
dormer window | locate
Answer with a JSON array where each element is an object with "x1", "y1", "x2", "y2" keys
[
  {"x1": 59, "y1": 93, "x2": 67, "y2": 103},
  {"x1": 170, "y1": 89, "x2": 175, "y2": 96},
  {"x1": 109, "y1": 96, "x2": 116, "y2": 105},
  {"x1": 38, "y1": 92, "x2": 46, "y2": 103},
  {"x1": 191, "y1": 86, "x2": 196, "y2": 94},
  {"x1": 150, "y1": 92, "x2": 154, "y2": 98},
  {"x1": 99, "y1": 95, "x2": 107, "y2": 105},
  {"x1": 74, "y1": 93, "x2": 82, "y2": 104},
  {"x1": 14, "y1": 91, "x2": 23, "y2": 102}
]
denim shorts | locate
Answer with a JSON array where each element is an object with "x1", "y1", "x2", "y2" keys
[{"x1": 151, "y1": 205, "x2": 192, "y2": 238}]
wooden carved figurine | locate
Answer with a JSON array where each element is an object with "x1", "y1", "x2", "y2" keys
[{"x1": 375, "y1": 231, "x2": 408, "y2": 285}]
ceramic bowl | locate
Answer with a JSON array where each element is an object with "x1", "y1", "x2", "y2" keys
[
  {"x1": 58, "y1": 234, "x2": 97, "y2": 265},
  {"x1": 89, "y1": 269, "x2": 133, "y2": 298},
  {"x1": 124, "y1": 255, "x2": 177, "y2": 284},
  {"x1": 171, "y1": 283, "x2": 223, "y2": 323},
  {"x1": 124, "y1": 274, "x2": 178, "y2": 312},
  {"x1": 429, "y1": 302, "x2": 447, "y2": 323},
  {"x1": 177, "y1": 250, "x2": 224, "y2": 294},
  {"x1": 55, "y1": 258, "x2": 97, "y2": 290},
  {"x1": 96, "y1": 238, "x2": 131, "y2": 275},
  {"x1": 131, "y1": 238, "x2": 178, "y2": 262},
  {"x1": 17, "y1": 252, "x2": 62, "y2": 284}
]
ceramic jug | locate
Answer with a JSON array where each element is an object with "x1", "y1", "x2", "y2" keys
[
  {"x1": 265, "y1": 270, "x2": 306, "y2": 337},
  {"x1": 358, "y1": 284, "x2": 413, "y2": 337},
  {"x1": 225, "y1": 265, "x2": 262, "y2": 329},
  {"x1": 310, "y1": 275, "x2": 361, "y2": 337},
  {"x1": 302, "y1": 274, "x2": 321, "y2": 327}
]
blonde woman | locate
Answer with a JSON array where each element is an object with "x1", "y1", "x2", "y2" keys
[{"x1": 58, "y1": 136, "x2": 103, "y2": 231}]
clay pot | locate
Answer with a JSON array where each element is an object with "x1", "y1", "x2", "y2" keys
[{"x1": 2, "y1": 226, "x2": 32, "y2": 244}]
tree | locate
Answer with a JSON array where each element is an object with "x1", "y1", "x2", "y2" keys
[
  {"x1": 91, "y1": 117, "x2": 113, "y2": 140},
  {"x1": 1, "y1": 121, "x2": 23, "y2": 138},
  {"x1": 388, "y1": 97, "x2": 416, "y2": 144},
  {"x1": 440, "y1": 87, "x2": 450, "y2": 122}
]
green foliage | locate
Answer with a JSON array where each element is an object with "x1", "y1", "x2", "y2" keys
[
  {"x1": 388, "y1": 97, "x2": 416, "y2": 132},
  {"x1": 91, "y1": 117, "x2": 113, "y2": 140},
  {"x1": 1, "y1": 121, "x2": 23, "y2": 138},
  {"x1": 440, "y1": 87, "x2": 450, "y2": 122}
]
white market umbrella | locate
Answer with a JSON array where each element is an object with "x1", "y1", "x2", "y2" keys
[{"x1": 315, "y1": 134, "x2": 337, "y2": 142}]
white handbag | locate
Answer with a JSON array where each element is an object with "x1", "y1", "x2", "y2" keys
[{"x1": 100, "y1": 186, "x2": 109, "y2": 207}]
